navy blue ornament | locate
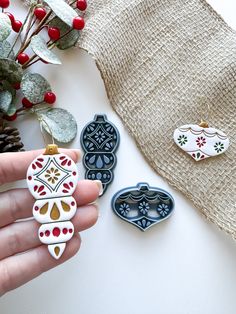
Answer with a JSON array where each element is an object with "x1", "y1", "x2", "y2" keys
[
  {"x1": 80, "y1": 114, "x2": 120, "y2": 195},
  {"x1": 112, "y1": 183, "x2": 174, "y2": 231}
]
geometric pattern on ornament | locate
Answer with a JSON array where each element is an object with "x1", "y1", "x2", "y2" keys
[
  {"x1": 173, "y1": 124, "x2": 230, "y2": 161},
  {"x1": 27, "y1": 153, "x2": 78, "y2": 199},
  {"x1": 81, "y1": 114, "x2": 120, "y2": 195},
  {"x1": 35, "y1": 158, "x2": 71, "y2": 193},
  {"x1": 26, "y1": 146, "x2": 79, "y2": 260}
]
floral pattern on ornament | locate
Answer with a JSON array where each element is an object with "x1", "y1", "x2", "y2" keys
[
  {"x1": 157, "y1": 204, "x2": 170, "y2": 217},
  {"x1": 45, "y1": 167, "x2": 60, "y2": 184},
  {"x1": 196, "y1": 136, "x2": 206, "y2": 148},
  {"x1": 119, "y1": 203, "x2": 130, "y2": 216},
  {"x1": 138, "y1": 201, "x2": 150, "y2": 215},
  {"x1": 177, "y1": 134, "x2": 188, "y2": 146},
  {"x1": 94, "y1": 130, "x2": 106, "y2": 144},
  {"x1": 214, "y1": 142, "x2": 224, "y2": 153}
]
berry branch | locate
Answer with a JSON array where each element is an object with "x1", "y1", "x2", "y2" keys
[{"x1": 0, "y1": 0, "x2": 87, "y2": 151}]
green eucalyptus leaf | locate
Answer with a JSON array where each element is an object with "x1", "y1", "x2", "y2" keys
[
  {"x1": 0, "y1": 13, "x2": 11, "y2": 42},
  {"x1": 0, "y1": 58, "x2": 23, "y2": 83},
  {"x1": 49, "y1": 17, "x2": 80, "y2": 50},
  {"x1": 40, "y1": 108, "x2": 77, "y2": 143},
  {"x1": 0, "y1": 90, "x2": 12, "y2": 113},
  {"x1": 2, "y1": 80, "x2": 16, "y2": 97},
  {"x1": 44, "y1": 0, "x2": 77, "y2": 27},
  {"x1": 6, "y1": 101, "x2": 17, "y2": 116},
  {"x1": 21, "y1": 73, "x2": 51, "y2": 104},
  {"x1": 30, "y1": 35, "x2": 61, "y2": 64},
  {"x1": 0, "y1": 41, "x2": 14, "y2": 58}
]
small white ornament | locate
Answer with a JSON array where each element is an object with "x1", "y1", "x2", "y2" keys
[
  {"x1": 173, "y1": 123, "x2": 230, "y2": 161},
  {"x1": 26, "y1": 145, "x2": 79, "y2": 259}
]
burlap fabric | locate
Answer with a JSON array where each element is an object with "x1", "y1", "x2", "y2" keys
[{"x1": 78, "y1": 0, "x2": 236, "y2": 238}]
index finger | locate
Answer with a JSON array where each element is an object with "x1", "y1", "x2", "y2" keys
[{"x1": 0, "y1": 149, "x2": 81, "y2": 186}]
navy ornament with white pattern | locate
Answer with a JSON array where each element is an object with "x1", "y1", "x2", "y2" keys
[
  {"x1": 81, "y1": 114, "x2": 120, "y2": 195},
  {"x1": 112, "y1": 183, "x2": 174, "y2": 231}
]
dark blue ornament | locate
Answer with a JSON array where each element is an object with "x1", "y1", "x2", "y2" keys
[
  {"x1": 80, "y1": 114, "x2": 120, "y2": 195},
  {"x1": 112, "y1": 183, "x2": 174, "y2": 231}
]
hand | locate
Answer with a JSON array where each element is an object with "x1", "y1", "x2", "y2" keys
[{"x1": 0, "y1": 149, "x2": 100, "y2": 296}]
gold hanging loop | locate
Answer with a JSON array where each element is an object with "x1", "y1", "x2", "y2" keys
[{"x1": 197, "y1": 100, "x2": 210, "y2": 128}]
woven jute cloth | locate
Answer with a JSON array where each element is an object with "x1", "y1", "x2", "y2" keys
[{"x1": 78, "y1": 0, "x2": 236, "y2": 238}]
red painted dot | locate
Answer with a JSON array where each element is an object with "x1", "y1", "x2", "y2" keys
[
  {"x1": 40, "y1": 232, "x2": 44, "y2": 237},
  {"x1": 34, "y1": 206, "x2": 39, "y2": 211},
  {"x1": 63, "y1": 228, "x2": 68, "y2": 234},
  {"x1": 28, "y1": 176, "x2": 32, "y2": 180},
  {"x1": 53, "y1": 227, "x2": 60, "y2": 237},
  {"x1": 69, "y1": 228, "x2": 73, "y2": 233},
  {"x1": 71, "y1": 201, "x2": 75, "y2": 206},
  {"x1": 45, "y1": 230, "x2": 50, "y2": 237},
  {"x1": 72, "y1": 171, "x2": 76, "y2": 176}
]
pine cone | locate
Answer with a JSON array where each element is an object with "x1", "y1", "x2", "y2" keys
[{"x1": 0, "y1": 122, "x2": 24, "y2": 153}]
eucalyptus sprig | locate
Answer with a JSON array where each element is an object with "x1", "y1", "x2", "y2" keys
[{"x1": 0, "y1": 0, "x2": 87, "y2": 144}]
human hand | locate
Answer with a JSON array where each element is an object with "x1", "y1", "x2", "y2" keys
[{"x1": 0, "y1": 149, "x2": 100, "y2": 296}]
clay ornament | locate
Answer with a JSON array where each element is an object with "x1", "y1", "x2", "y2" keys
[
  {"x1": 81, "y1": 114, "x2": 120, "y2": 195},
  {"x1": 112, "y1": 183, "x2": 174, "y2": 231},
  {"x1": 173, "y1": 123, "x2": 230, "y2": 161},
  {"x1": 26, "y1": 144, "x2": 78, "y2": 259}
]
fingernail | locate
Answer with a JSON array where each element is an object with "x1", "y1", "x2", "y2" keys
[
  {"x1": 94, "y1": 180, "x2": 103, "y2": 196},
  {"x1": 73, "y1": 149, "x2": 81, "y2": 162}
]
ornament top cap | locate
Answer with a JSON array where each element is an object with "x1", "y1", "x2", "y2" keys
[
  {"x1": 44, "y1": 144, "x2": 59, "y2": 155},
  {"x1": 199, "y1": 121, "x2": 209, "y2": 128}
]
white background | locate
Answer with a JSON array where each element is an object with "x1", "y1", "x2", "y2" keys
[{"x1": 0, "y1": 1, "x2": 236, "y2": 313}]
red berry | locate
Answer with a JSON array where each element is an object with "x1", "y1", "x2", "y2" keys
[
  {"x1": 76, "y1": 0, "x2": 87, "y2": 11},
  {"x1": 0, "y1": 0, "x2": 10, "y2": 9},
  {"x1": 4, "y1": 112, "x2": 17, "y2": 121},
  {"x1": 12, "y1": 20, "x2": 22, "y2": 33},
  {"x1": 5, "y1": 12, "x2": 15, "y2": 24},
  {"x1": 34, "y1": 7, "x2": 47, "y2": 20},
  {"x1": 22, "y1": 97, "x2": 33, "y2": 108},
  {"x1": 17, "y1": 53, "x2": 30, "y2": 65},
  {"x1": 48, "y1": 27, "x2": 60, "y2": 41},
  {"x1": 12, "y1": 82, "x2": 21, "y2": 90},
  {"x1": 44, "y1": 92, "x2": 56, "y2": 104},
  {"x1": 72, "y1": 16, "x2": 85, "y2": 30}
]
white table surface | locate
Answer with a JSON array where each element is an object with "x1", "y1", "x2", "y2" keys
[{"x1": 1, "y1": 1, "x2": 236, "y2": 313}]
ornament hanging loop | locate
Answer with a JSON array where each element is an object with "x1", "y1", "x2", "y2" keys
[
  {"x1": 36, "y1": 113, "x2": 55, "y2": 148},
  {"x1": 197, "y1": 101, "x2": 210, "y2": 128}
]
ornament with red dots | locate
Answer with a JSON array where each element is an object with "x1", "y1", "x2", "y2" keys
[{"x1": 27, "y1": 144, "x2": 79, "y2": 259}]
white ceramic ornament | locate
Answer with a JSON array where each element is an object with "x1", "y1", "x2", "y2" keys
[
  {"x1": 173, "y1": 123, "x2": 230, "y2": 161},
  {"x1": 27, "y1": 144, "x2": 79, "y2": 259}
]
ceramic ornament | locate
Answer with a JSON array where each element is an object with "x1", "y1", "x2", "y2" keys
[
  {"x1": 173, "y1": 123, "x2": 230, "y2": 161},
  {"x1": 81, "y1": 114, "x2": 120, "y2": 195},
  {"x1": 26, "y1": 144, "x2": 79, "y2": 259},
  {"x1": 112, "y1": 183, "x2": 174, "y2": 231}
]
